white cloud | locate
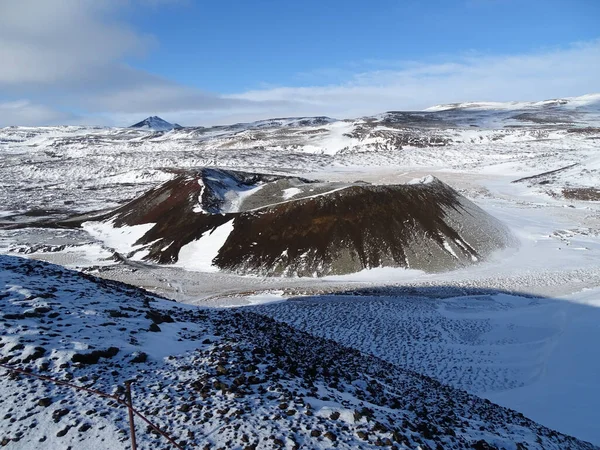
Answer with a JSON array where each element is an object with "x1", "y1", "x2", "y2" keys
[
  {"x1": 0, "y1": 0, "x2": 261, "y2": 122},
  {"x1": 0, "y1": 100, "x2": 75, "y2": 127},
  {"x1": 88, "y1": 36, "x2": 600, "y2": 126},
  {"x1": 0, "y1": 1, "x2": 597, "y2": 127},
  {"x1": 0, "y1": 1, "x2": 151, "y2": 85},
  {"x1": 77, "y1": 67, "x2": 264, "y2": 114},
  {"x1": 228, "y1": 40, "x2": 600, "y2": 120}
]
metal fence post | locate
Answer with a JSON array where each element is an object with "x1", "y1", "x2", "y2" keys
[
  {"x1": 125, "y1": 381, "x2": 138, "y2": 450},
  {"x1": 0, "y1": 363, "x2": 184, "y2": 449}
]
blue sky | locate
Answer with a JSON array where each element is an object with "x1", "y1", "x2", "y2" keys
[
  {"x1": 128, "y1": 0, "x2": 600, "y2": 92},
  {"x1": 0, "y1": 0, "x2": 598, "y2": 126}
]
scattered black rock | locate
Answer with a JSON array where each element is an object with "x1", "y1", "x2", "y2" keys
[
  {"x1": 37, "y1": 398, "x2": 53, "y2": 407},
  {"x1": 72, "y1": 347, "x2": 119, "y2": 365},
  {"x1": 130, "y1": 352, "x2": 148, "y2": 364}
]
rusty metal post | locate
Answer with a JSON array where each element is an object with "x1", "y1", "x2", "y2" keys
[
  {"x1": 1, "y1": 364, "x2": 185, "y2": 450},
  {"x1": 125, "y1": 381, "x2": 138, "y2": 450}
]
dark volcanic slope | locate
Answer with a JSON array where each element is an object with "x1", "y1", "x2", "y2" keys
[
  {"x1": 0, "y1": 255, "x2": 596, "y2": 449},
  {"x1": 214, "y1": 181, "x2": 511, "y2": 276},
  {"x1": 83, "y1": 168, "x2": 514, "y2": 276}
]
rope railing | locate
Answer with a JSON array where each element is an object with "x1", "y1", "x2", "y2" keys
[{"x1": 0, "y1": 363, "x2": 186, "y2": 450}]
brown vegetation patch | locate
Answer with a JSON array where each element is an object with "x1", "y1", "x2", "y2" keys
[
  {"x1": 562, "y1": 188, "x2": 600, "y2": 201},
  {"x1": 566, "y1": 127, "x2": 600, "y2": 134}
]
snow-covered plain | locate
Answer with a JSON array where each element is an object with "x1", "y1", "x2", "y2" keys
[
  {"x1": 250, "y1": 287, "x2": 600, "y2": 445},
  {"x1": 1, "y1": 94, "x2": 600, "y2": 448}
]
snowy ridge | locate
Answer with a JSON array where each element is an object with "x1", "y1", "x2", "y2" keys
[
  {"x1": 236, "y1": 116, "x2": 337, "y2": 129},
  {"x1": 0, "y1": 255, "x2": 597, "y2": 449},
  {"x1": 425, "y1": 93, "x2": 600, "y2": 112}
]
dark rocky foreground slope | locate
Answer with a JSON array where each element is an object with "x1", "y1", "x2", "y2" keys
[
  {"x1": 80, "y1": 168, "x2": 515, "y2": 276},
  {"x1": 0, "y1": 255, "x2": 596, "y2": 449}
]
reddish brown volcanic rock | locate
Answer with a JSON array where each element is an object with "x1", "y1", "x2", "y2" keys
[{"x1": 81, "y1": 168, "x2": 514, "y2": 276}]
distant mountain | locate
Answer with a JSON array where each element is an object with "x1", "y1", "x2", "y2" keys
[{"x1": 129, "y1": 116, "x2": 182, "y2": 131}]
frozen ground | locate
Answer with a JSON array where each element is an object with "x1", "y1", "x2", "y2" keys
[
  {"x1": 249, "y1": 287, "x2": 600, "y2": 445},
  {"x1": 4, "y1": 256, "x2": 594, "y2": 449},
  {"x1": 1, "y1": 95, "x2": 599, "y2": 447}
]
